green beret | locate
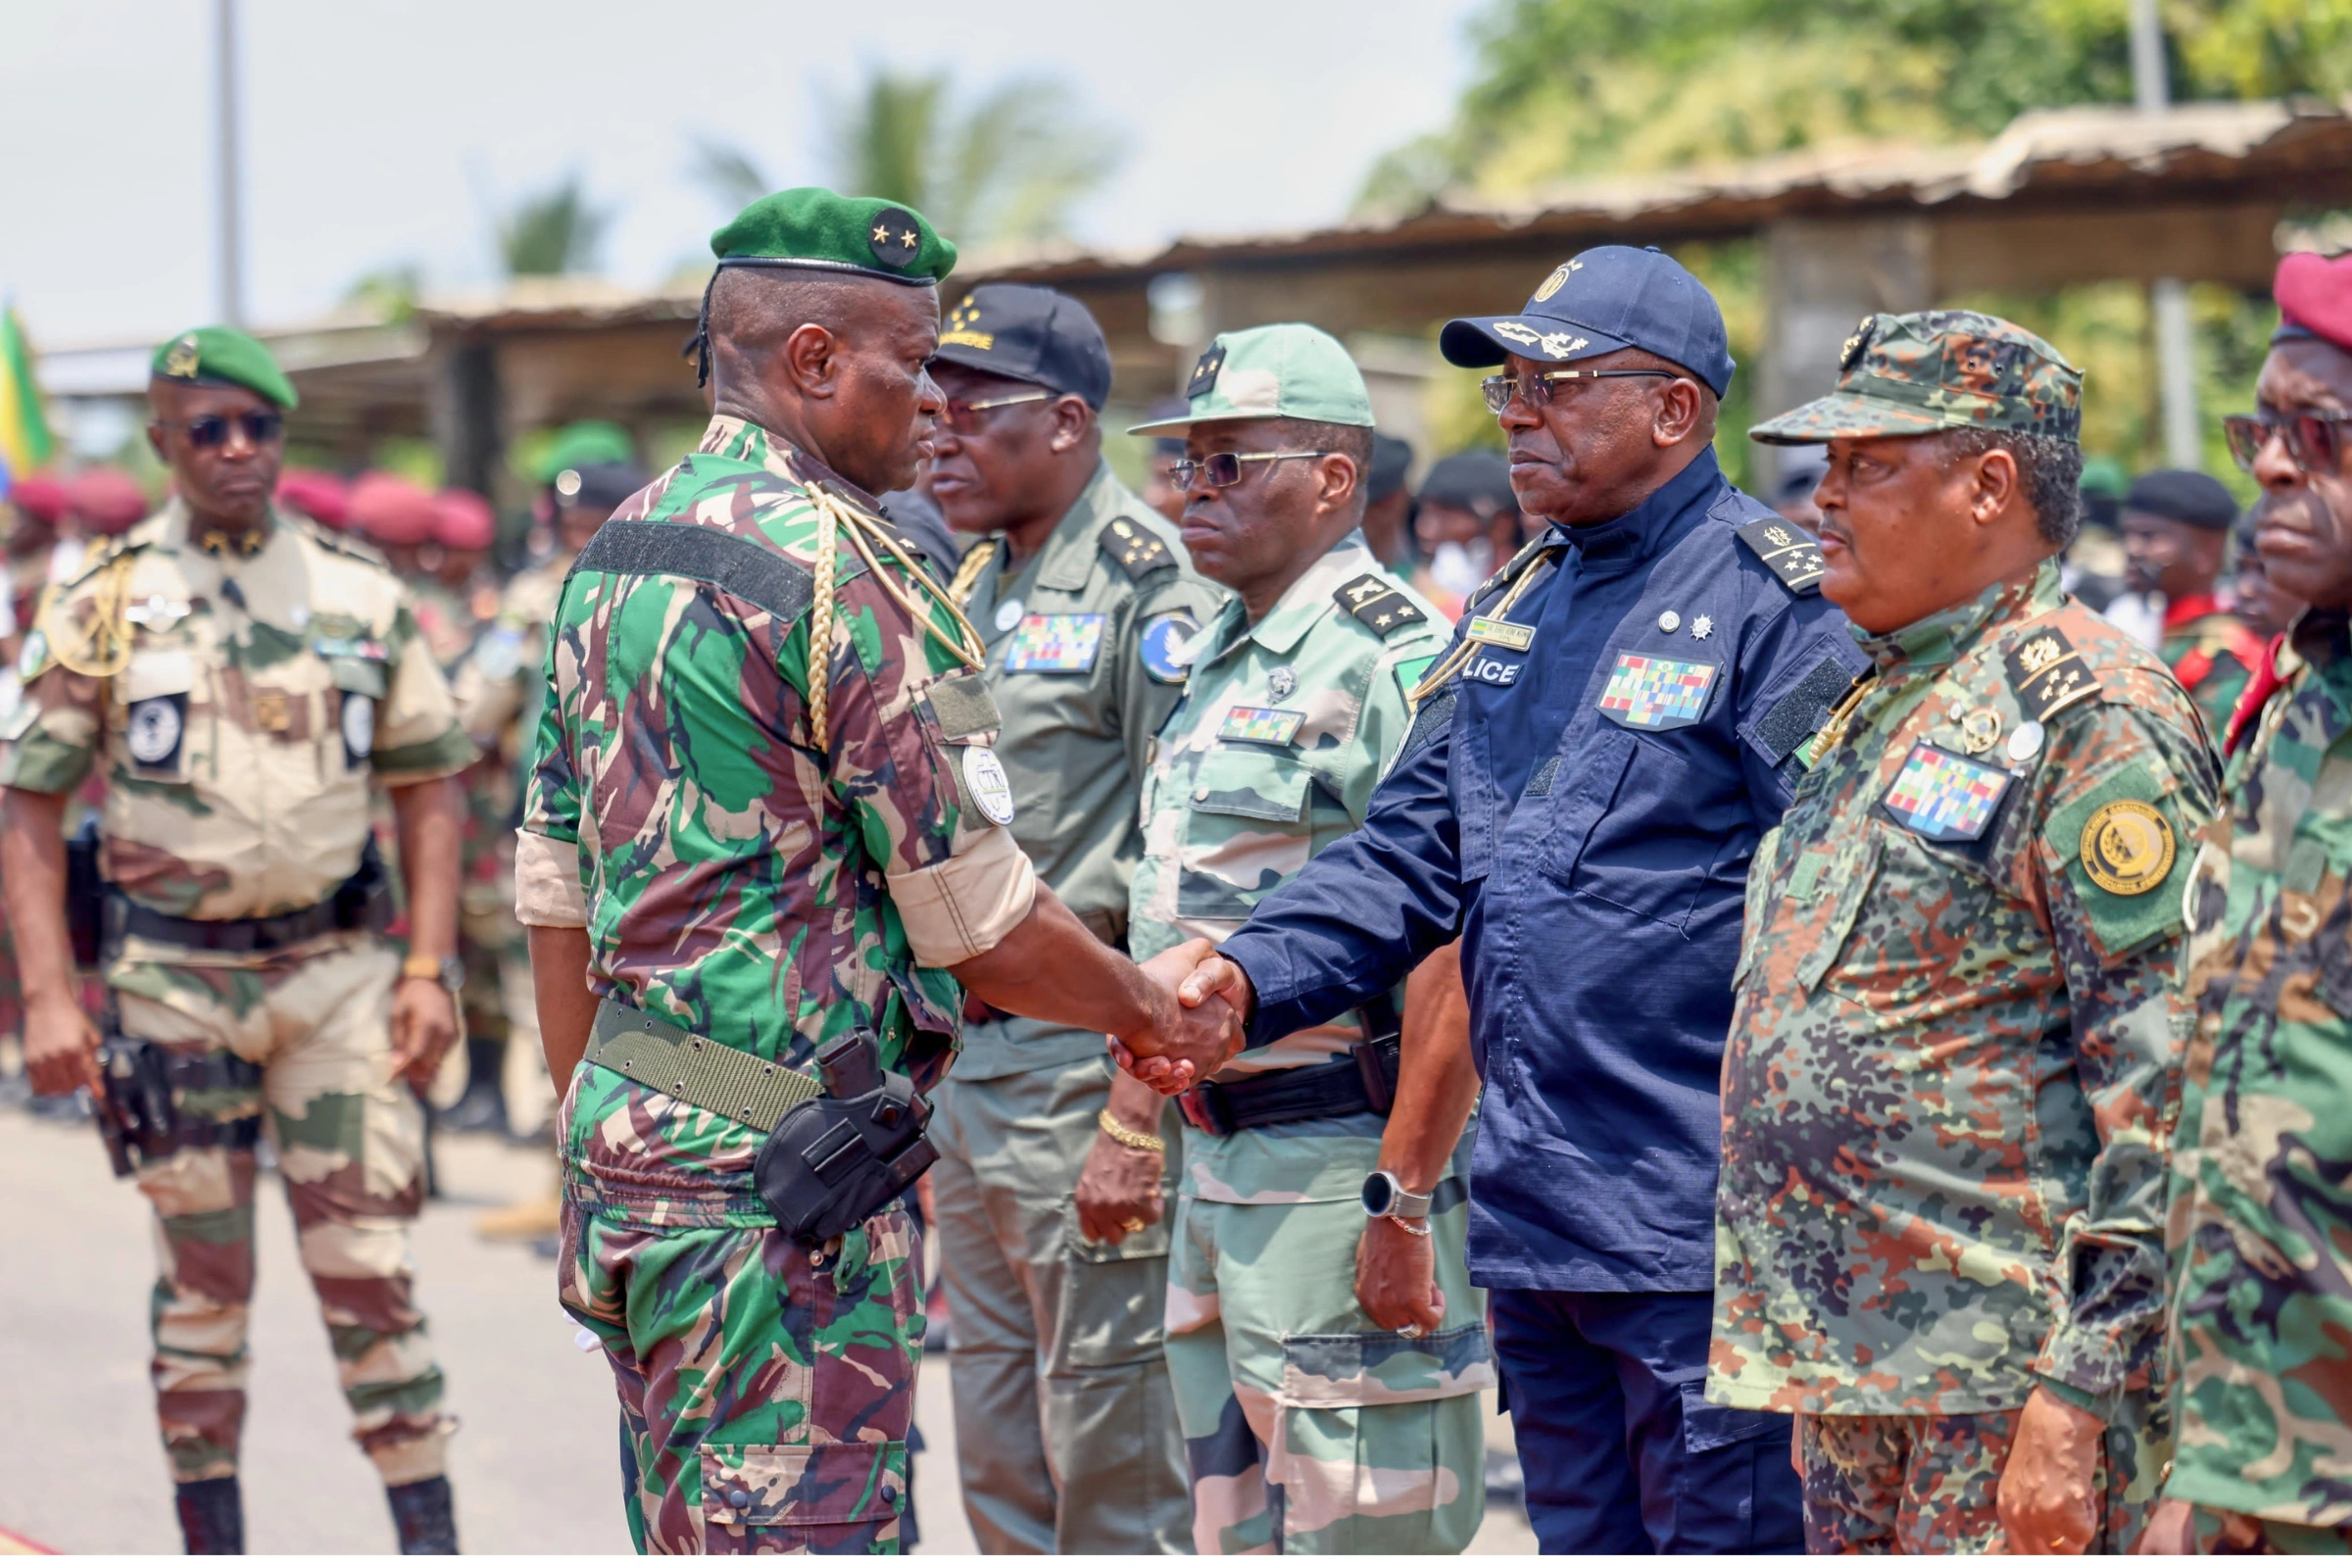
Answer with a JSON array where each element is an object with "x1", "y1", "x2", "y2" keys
[
  {"x1": 710, "y1": 187, "x2": 956, "y2": 285},
  {"x1": 538, "y1": 419, "x2": 635, "y2": 483},
  {"x1": 150, "y1": 324, "x2": 299, "y2": 411}
]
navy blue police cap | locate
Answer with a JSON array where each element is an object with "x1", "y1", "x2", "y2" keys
[
  {"x1": 932, "y1": 283, "x2": 1114, "y2": 410},
  {"x1": 1440, "y1": 245, "x2": 1735, "y2": 398}
]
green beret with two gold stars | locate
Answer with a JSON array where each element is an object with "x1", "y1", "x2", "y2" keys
[
  {"x1": 710, "y1": 187, "x2": 957, "y2": 285},
  {"x1": 150, "y1": 324, "x2": 300, "y2": 411}
]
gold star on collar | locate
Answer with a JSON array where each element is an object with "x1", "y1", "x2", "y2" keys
[{"x1": 196, "y1": 524, "x2": 269, "y2": 560}]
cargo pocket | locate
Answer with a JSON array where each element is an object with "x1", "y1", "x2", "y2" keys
[
  {"x1": 1177, "y1": 748, "x2": 1313, "y2": 918},
  {"x1": 1268, "y1": 1329, "x2": 1493, "y2": 1552},
  {"x1": 1671, "y1": 1382, "x2": 1788, "y2": 1549},
  {"x1": 700, "y1": 1440, "x2": 906, "y2": 1551},
  {"x1": 1050, "y1": 1200, "x2": 1172, "y2": 1372}
]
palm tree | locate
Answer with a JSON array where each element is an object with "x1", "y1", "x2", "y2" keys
[
  {"x1": 497, "y1": 173, "x2": 611, "y2": 277},
  {"x1": 690, "y1": 68, "x2": 1121, "y2": 252}
]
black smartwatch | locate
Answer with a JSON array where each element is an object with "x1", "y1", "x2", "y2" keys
[{"x1": 1361, "y1": 1169, "x2": 1434, "y2": 1232}]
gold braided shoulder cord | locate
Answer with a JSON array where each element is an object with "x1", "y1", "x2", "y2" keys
[
  {"x1": 1407, "y1": 544, "x2": 1563, "y2": 707},
  {"x1": 41, "y1": 550, "x2": 139, "y2": 679},
  {"x1": 800, "y1": 484, "x2": 987, "y2": 752}
]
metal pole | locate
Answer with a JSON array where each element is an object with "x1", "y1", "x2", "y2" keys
[
  {"x1": 215, "y1": 0, "x2": 245, "y2": 326},
  {"x1": 2132, "y1": 0, "x2": 2200, "y2": 467}
]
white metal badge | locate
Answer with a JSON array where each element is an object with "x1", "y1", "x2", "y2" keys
[
  {"x1": 342, "y1": 694, "x2": 376, "y2": 762},
  {"x1": 961, "y1": 744, "x2": 1016, "y2": 825},
  {"x1": 126, "y1": 697, "x2": 183, "y2": 767}
]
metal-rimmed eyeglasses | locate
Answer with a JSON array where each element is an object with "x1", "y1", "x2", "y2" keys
[
  {"x1": 1170, "y1": 450, "x2": 1332, "y2": 491},
  {"x1": 156, "y1": 411, "x2": 285, "y2": 449},
  {"x1": 2224, "y1": 412, "x2": 2352, "y2": 476},
  {"x1": 1480, "y1": 368, "x2": 1675, "y2": 415},
  {"x1": 938, "y1": 389, "x2": 1054, "y2": 434}
]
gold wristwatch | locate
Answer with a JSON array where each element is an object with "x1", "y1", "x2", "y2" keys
[{"x1": 400, "y1": 953, "x2": 465, "y2": 992}]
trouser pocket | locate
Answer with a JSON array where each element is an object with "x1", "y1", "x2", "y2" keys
[
  {"x1": 700, "y1": 1440, "x2": 907, "y2": 1553},
  {"x1": 1048, "y1": 1202, "x2": 1172, "y2": 1372}
]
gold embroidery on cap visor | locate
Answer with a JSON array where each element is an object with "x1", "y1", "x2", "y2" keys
[{"x1": 2080, "y1": 800, "x2": 2176, "y2": 896}]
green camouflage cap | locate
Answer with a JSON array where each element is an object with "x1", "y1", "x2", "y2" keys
[
  {"x1": 1750, "y1": 309, "x2": 2081, "y2": 445},
  {"x1": 1128, "y1": 323, "x2": 1374, "y2": 434},
  {"x1": 150, "y1": 324, "x2": 299, "y2": 411}
]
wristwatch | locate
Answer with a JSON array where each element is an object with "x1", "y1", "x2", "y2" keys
[
  {"x1": 1361, "y1": 1169, "x2": 1434, "y2": 1232},
  {"x1": 400, "y1": 953, "x2": 466, "y2": 993}
]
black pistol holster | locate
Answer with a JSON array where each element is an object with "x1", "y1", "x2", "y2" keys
[
  {"x1": 92, "y1": 1034, "x2": 265, "y2": 1179},
  {"x1": 583, "y1": 999, "x2": 936, "y2": 1248},
  {"x1": 753, "y1": 1030, "x2": 938, "y2": 1248}
]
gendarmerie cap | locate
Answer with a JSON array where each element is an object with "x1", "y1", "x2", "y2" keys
[
  {"x1": 932, "y1": 284, "x2": 1114, "y2": 411},
  {"x1": 1129, "y1": 323, "x2": 1374, "y2": 435}
]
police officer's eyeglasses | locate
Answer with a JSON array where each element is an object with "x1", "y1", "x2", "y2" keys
[
  {"x1": 157, "y1": 412, "x2": 285, "y2": 448},
  {"x1": 2224, "y1": 412, "x2": 2352, "y2": 476},
  {"x1": 1480, "y1": 368, "x2": 1675, "y2": 415},
  {"x1": 1170, "y1": 451, "x2": 1332, "y2": 490},
  {"x1": 938, "y1": 390, "x2": 1054, "y2": 433}
]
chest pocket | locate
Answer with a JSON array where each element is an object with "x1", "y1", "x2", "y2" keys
[
  {"x1": 1817, "y1": 822, "x2": 2007, "y2": 1013},
  {"x1": 330, "y1": 656, "x2": 387, "y2": 770},
  {"x1": 1548, "y1": 729, "x2": 1721, "y2": 934},
  {"x1": 122, "y1": 650, "x2": 198, "y2": 779},
  {"x1": 1177, "y1": 747, "x2": 1314, "y2": 919}
]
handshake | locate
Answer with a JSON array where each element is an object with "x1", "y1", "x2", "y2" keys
[{"x1": 1109, "y1": 938, "x2": 1256, "y2": 1094}]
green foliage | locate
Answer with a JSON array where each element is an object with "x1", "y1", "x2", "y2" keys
[
  {"x1": 1363, "y1": 0, "x2": 2352, "y2": 211},
  {"x1": 341, "y1": 264, "x2": 421, "y2": 323},
  {"x1": 498, "y1": 174, "x2": 611, "y2": 277}
]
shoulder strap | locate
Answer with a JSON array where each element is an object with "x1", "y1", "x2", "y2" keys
[
  {"x1": 2001, "y1": 615, "x2": 2105, "y2": 724},
  {"x1": 1332, "y1": 572, "x2": 1429, "y2": 639},
  {"x1": 569, "y1": 519, "x2": 816, "y2": 623},
  {"x1": 1099, "y1": 516, "x2": 1176, "y2": 582},
  {"x1": 1731, "y1": 517, "x2": 1827, "y2": 596}
]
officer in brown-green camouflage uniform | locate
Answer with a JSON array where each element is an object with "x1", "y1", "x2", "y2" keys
[
  {"x1": 2143, "y1": 249, "x2": 2352, "y2": 1555},
  {"x1": 1714, "y1": 312, "x2": 2219, "y2": 1553},
  {"x1": 0, "y1": 326, "x2": 475, "y2": 1554},
  {"x1": 923, "y1": 282, "x2": 1211, "y2": 1554},
  {"x1": 515, "y1": 188, "x2": 1237, "y2": 1553}
]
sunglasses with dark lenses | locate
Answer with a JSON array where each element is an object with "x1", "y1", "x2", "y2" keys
[
  {"x1": 161, "y1": 411, "x2": 286, "y2": 449},
  {"x1": 1480, "y1": 368, "x2": 1676, "y2": 415},
  {"x1": 1170, "y1": 450, "x2": 1332, "y2": 491},
  {"x1": 2224, "y1": 412, "x2": 2352, "y2": 476},
  {"x1": 938, "y1": 389, "x2": 1053, "y2": 434}
]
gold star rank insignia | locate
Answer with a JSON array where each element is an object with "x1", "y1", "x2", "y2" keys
[
  {"x1": 872, "y1": 223, "x2": 891, "y2": 243},
  {"x1": 1332, "y1": 573, "x2": 1427, "y2": 638}
]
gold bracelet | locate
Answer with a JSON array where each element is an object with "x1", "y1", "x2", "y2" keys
[{"x1": 1097, "y1": 1107, "x2": 1165, "y2": 1154}]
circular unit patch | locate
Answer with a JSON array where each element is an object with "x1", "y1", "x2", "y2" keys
[
  {"x1": 126, "y1": 698, "x2": 182, "y2": 765},
  {"x1": 961, "y1": 744, "x2": 1016, "y2": 825},
  {"x1": 995, "y1": 598, "x2": 1025, "y2": 633},
  {"x1": 2080, "y1": 799, "x2": 2174, "y2": 896},
  {"x1": 1138, "y1": 610, "x2": 1200, "y2": 685},
  {"x1": 342, "y1": 693, "x2": 376, "y2": 759},
  {"x1": 868, "y1": 207, "x2": 922, "y2": 270}
]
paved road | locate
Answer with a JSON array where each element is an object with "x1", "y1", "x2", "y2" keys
[{"x1": 0, "y1": 1106, "x2": 1533, "y2": 1553}]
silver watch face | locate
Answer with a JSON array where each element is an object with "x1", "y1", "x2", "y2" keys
[{"x1": 1360, "y1": 1170, "x2": 1396, "y2": 1217}]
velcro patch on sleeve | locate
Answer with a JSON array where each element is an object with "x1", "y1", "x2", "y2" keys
[
  {"x1": 2045, "y1": 760, "x2": 2190, "y2": 957},
  {"x1": 1732, "y1": 518, "x2": 1826, "y2": 594},
  {"x1": 924, "y1": 671, "x2": 1002, "y2": 741},
  {"x1": 1752, "y1": 654, "x2": 1867, "y2": 764}
]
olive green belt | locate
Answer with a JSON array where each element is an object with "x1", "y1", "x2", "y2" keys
[{"x1": 583, "y1": 998, "x2": 821, "y2": 1132}]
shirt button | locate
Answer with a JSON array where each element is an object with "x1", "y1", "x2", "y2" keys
[
  {"x1": 880, "y1": 1484, "x2": 899, "y2": 1506},
  {"x1": 727, "y1": 1488, "x2": 754, "y2": 1510},
  {"x1": 1194, "y1": 789, "x2": 1208, "y2": 802}
]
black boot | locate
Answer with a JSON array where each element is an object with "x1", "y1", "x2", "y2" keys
[
  {"x1": 174, "y1": 1477, "x2": 244, "y2": 1555},
  {"x1": 387, "y1": 1476, "x2": 459, "y2": 1554}
]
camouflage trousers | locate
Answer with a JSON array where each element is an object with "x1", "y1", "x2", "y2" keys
[
  {"x1": 2189, "y1": 1506, "x2": 2352, "y2": 1552},
  {"x1": 115, "y1": 939, "x2": 452, "y2": 1486},
  {"x1": 1799, "y1": 1395, "x2": 2165, "y2": 1552},
  {"x1": 1166, "y1": 1184, "x2": 1491, "y2": 1554},
  {"x1": 560, "y1": 1196, "x2": 921, "y2": 1553},
  {"x1": 928, "y1": 1052, "x2": 1190, "y2": 1554}
]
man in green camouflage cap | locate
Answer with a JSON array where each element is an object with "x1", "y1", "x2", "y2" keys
[
  {"x1": 1121, "y1": 323, "x2": 1491, "y2": 1552},
  {"x1": 518, "y1": 188, "x2": 1238, "y2": 1552},
  {"x1": 1710, "y1": 311, "x2": 2217, "y2": 1551},
  {"x1": 1, "y1": 324, "x2": 476, "y2": 1553}
]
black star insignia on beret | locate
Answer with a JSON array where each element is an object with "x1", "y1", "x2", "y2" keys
[
  {"x1": 868, "y1": 207, "x2": 921, "y2": 270},
  {"x1": 1187, "y1": 343, "x2": 1226, "y2": 399}
]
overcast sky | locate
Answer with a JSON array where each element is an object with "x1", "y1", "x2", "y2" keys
[{"x1": 1, "y1": 0, "x2": 1484, "y2": 349}]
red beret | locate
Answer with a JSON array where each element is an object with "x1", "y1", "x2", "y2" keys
[
  {"x1": 433, "y1": 488, "x2": 496, "y2": 551},
  {"x1": 68, "y1": 468, "x2": 151, "y2": 535},
  {"x1": 7, "y1": 473, "x2": 69, "y2": 527},
  {"x1": 277, "y1": 468, "x2": 350, "y2": 530},
  {"x1": 347, "y1": 471, "x2": 438, "y2": 547},
  {"x1": 2277, "y1": 251, "x2": 2352, "y2": 356}
]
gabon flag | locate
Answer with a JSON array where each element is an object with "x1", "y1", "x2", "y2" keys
[{"x1": 0, "y1": 302, "x2": 58, "y2": 494}]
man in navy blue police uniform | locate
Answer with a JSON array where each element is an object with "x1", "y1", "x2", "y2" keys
[{"x1": 1121, "y1": 247, "x2": 1865, "y2": 1552}]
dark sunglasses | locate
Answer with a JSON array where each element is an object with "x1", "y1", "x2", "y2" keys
[
  {"x1": 1171, "y1": 450, "x2": 1331, "y2": 491},
  {"x1": 938, "y1": 389, "x2": 1053, "y2": 434},
  {"x1": 159, "y1": 411, "x2": 285, "y2": 449},
  {"x1": 2224, "y1": 412, "x2": 2352, "y2": 476},
  {"x1": 1480, "y1": 368, "x2": 1675, "y2": 415}
]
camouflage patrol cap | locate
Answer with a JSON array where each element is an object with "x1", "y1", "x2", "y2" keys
[
  {"x1": 1127, "y1": 323, "x2": 1374, "y2": 434},
  {"x1": 1750, "y1": 310, "x2": 2081, "y2": 446},
  {"x1": 150, "y1": 324, "x2": 300, "y2": 411}
]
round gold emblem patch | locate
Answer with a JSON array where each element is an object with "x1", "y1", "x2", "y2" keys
[
  {"x1": 2080, "y1": 800, "x2": 2175, "y2": 896},
  {"x1": 1533, "y1": 264, "x2": 1573, "y2": 303}
]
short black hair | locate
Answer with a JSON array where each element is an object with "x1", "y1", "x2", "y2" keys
[{"x1": 1936, "y1": 428, "x2": 2083, "y2": 549}]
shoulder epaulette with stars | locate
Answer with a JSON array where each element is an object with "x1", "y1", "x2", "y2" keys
[
  {"x1": 1332, "y1": 572, "x2": 1428, "y2": 638},
  {"x1": 1099, "y1": 516, "x2": 1175, "y2": 581},
  {"x1": 2003, "y1": 622, "x2": 2104, "y2": 723},
  {"x1": 1732, "y1": 517, "x2": 1827, "y2": 595}
]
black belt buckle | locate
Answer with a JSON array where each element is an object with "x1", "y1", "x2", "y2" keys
[{"x1": 1178, "y1": 1082, "x2": 1237, "y2": 1138}]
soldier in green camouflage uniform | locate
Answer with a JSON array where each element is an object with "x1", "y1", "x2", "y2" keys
[
  {"x1": 1713, "y1": 312, "x2": 2219, "y2": 1553},
  {"x1": 2152, "y1": 250, "x2": 2352, "y2": 1554},
  {"x1": 1127, "y1": 324, "x2": 1491, "y2": 1554},
  {"x1": 923, "y1": 283, "x2": 1212, "y2": 1553},
  {"x1": 514, "y1": 189, "x2": 1236, "y2": 1554},
  {"x1": 0, "y1": 327, "x2": 474, "y2": 1554}
]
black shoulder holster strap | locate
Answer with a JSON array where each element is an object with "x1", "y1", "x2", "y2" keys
[{"x1": 569, "y1": 520, "x2": 815, "y2": 623}]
